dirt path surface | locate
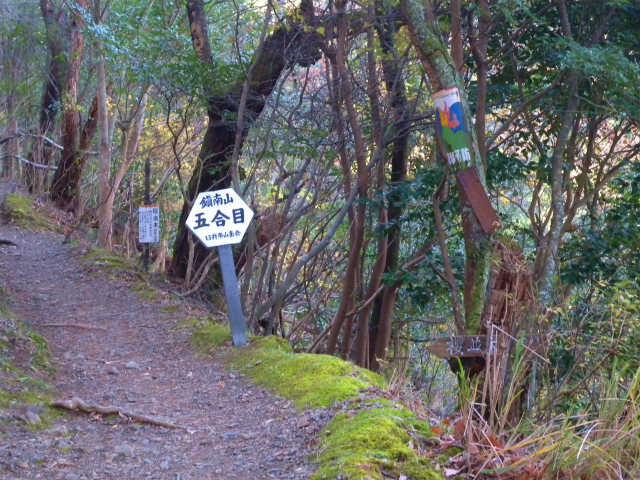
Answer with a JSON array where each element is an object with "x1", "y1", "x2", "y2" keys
[{"x1": 0, "y1": 183, "x2": 317, "y2": 479}]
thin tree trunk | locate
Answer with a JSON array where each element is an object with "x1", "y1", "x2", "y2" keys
[
  {"x1": 368, "y1": 5, "x2": 410, "y2": 370},
  {"x1": 4, "y1": 87, "x2": 19, "y2": 178},
  {"x1": 325, "y1": 0, "x2": 370, "y2": 357},
  {"x1": 101, "y1": 88, "x2": 149, "y2": 249},
  {"x1": 450, "y1": 0, "x2": 463, "y2": 71},
  {"x1": 536, "y1": 1, "x2": 580, "y2": 309},
  {"x1": 354, "y1": 7, "x2": 387, "y2": 366},
  {"x1": 471, "y1": 0, "x2": 490, "y2": 169},
  {"x1": 95, "y1": 0, "x2": 111, "y2": 248}
]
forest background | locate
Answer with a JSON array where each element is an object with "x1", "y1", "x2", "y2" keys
[{"x1": 1, "y1": 0, "x2": 640, "y2": 477}]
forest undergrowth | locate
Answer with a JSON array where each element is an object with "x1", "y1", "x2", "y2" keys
[{"x1": 3, "y1": 185, "x2": 639, "y2": 480}]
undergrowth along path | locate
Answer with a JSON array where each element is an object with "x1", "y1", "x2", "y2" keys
[{"x1": 0, "y1": 186, "x2": 316, "y2": 479}]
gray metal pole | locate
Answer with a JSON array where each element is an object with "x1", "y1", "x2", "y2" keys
[{"x1": 217, "y1": 244, "x2": 247, "y2": 346}]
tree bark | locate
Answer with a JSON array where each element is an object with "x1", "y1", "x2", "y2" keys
[
  {"x1": 95, "y1": 0, "x2": 111, "y2": 248},
  {"x1": 471, "y1": 0, "x2": 491, "y2": 169},
  {"x1": 3, "y1": 63, "x2": 19, "y2": 178},
  {"x1": 536, "y1": 1, "x2": 580, "y2": 309},
  {"x1": 325, "y1": 0, "x2": 371, "y2": 357},
  {"x1": 354, "y1": 7, "x2": 387, "y2": 367},
  {"x1": 27, "y1": 0, "x2": 66, "y2": 192},
  {"x1": 50, "y1": 0, "x2": 87, "y2": 209},
  {"x1": 100, "y1": 88, "x2": 149, "y2": 249}
]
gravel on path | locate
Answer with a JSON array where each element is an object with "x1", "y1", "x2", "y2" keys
[{"x1": 0, "y1": 183, "x2": 318, "y2": 479}]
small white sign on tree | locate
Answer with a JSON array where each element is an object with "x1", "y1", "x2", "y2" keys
[
  {"x1": 185, "y1": 189, "x2": 254, "y2": 247},
  {"x1": 138, "y1": 205, "x2": 160, "y2": 243}
]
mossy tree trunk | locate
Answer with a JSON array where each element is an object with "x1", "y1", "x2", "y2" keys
[{"x1": 401, "y1": 0, "x2": 493, "y2": 336}]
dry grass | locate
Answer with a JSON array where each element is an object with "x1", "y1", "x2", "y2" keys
[{"x1": 452, "y1": 342, "x2": 640, "y2": 480}]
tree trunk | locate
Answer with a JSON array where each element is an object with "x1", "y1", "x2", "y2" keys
[
  {"x1": 367, "y1": 5, "x2": 410, "y2": 370},
  {"x1": 536, "y1": 3, "x2": 580, "y2": 309},
  {"x1": 401, "y1": 0, "x2": 493, "y2": 336},
  {"x1": 27, "y1": 0, "x2": 66, "y2": 192},
  {"x1": 50, "y1": 0, "x2": 87, "y2": 210},
  {"x1": 325, "y1": 0, "x2": 370, "y2": 357},
  {"x1": 3, "y1": 83, "x2": 19, "y2": 179},
  {"x1": 95, "y1": 0, "x2": 111, "y2": 248},
  {"x1": 471, "y1": 0, "x2": 491, "y2": 169},
  {"x1": 100, "y1": 88, "x2": 149, "y2": 250},
  {"x1": 171, "y1": 0, "x2": 322, "y2": 278},
  {"x1": 354, "y1": 9, "x2": 386, "y2": 367}
]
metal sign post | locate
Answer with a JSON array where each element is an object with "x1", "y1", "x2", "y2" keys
[
  {"x1": 185, "y1": 188, "x2": 254, "y2": 347},
  {"x1": 218, "y1": 244, "x2": 247, "y2": 346}
]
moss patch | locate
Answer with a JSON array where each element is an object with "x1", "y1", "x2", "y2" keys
[
  {"x1": 191, "y1": 321, "x2": 441, "y2": 479},
  {"x1": 191, "y1": 322, "x2": 236, "y2": 350},
  {"x1": 192, "y1": 322, "x2": 382, "y2": 409},
  {"x1": 161, "y1": 305, "x2": 181, "y2": 313},
  {"x1": 3, "y1": 194, "x2": 59, "y2": 232},
  {"x1": 230, "y1": 341, "x2": 383, "y2": 409},
  {"x1": 311, "y1": 408, "x2": 442, "y2": 480},
  {"x1": 81, "y1": 248, "x2": 144, "y2": 281},
  {"x1": 82, "y1": 248, "x2": 132, "y2": 269},
  {"x1": 0, "y1": 287, "x2": 60, "y2": 429}
]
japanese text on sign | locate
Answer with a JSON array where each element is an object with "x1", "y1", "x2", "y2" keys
[
  {"x1": 432, "y1": 87, "x2": 472, "y2": 167},
  {"x1": 185, "y1": 188, "x2": 254, "y2": 248},
  {"x1": 139, "y1": 205, "x2": 160, "y2": 243}
]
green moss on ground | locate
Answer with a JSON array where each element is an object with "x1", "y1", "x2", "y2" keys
[
  {"x1": 80, "y1": 248, "x2": 145, "y2": 281},
  {"x1": 311, "y1": 407, "x2": 442, "y2": 480},
  {"x1": 227, "y1": 343, "x2": 384, "y2": 409},
  {"x1": 82, "y1": 249, "x2": 132, "y2": 270},
  {"x1": 0, "y1": 288, "x2": 60, "y2": 429},
  {"x1": 192, "y1": 322, "x2": 382, "y2": 409},
  {"x1": 3, "y1": 194, "x2": 59, "y2": 232},
  {"x1": 138, "y1": 290, "x2": 160, "y2": 301},
  {"x1": 191, "y1": 321, "x2": 442, "y2": 479},
  {"x1": 191, "y1": 322, "x2": 236, "y2": 350}
]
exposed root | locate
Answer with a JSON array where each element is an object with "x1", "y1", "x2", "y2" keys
[
  {"x1": 51, "y1": 397, "x2": 185, "y2": 429},
  {"x1": 40, "y1": 323, "x2": 108, "y2": 331}
]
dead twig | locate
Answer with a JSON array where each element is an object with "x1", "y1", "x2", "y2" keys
[{"x1": 51, "y1": 397, "x2": 185, "y2": 429}]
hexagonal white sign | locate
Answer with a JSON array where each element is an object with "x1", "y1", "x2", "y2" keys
[{"x1": 185, "y1": 188, "x2": 254, "y2": 248}]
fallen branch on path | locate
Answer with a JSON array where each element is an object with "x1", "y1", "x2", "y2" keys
[
  {"x1": 40, "y1": 323, "x2": 108, "y2": 331},
  {"x1": 51, "y1": 397, "x2": 185, "y2": 429},
  {"x1": 0, "y1": 240, "x2": 18, "y2": 246}
]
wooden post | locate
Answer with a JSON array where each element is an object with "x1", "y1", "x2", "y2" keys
[{"x1": 143, "y1": 156, "x2": 151, "y2": 271}]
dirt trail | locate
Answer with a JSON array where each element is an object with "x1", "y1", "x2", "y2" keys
[{"x1": 0, "y1": 183, "x2": 316, "y2": 479}]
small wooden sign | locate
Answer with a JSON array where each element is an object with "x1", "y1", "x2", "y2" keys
[
  {"x1": 426, "y1": 334, "x2": 544, "y2": 359},
  {"x1": 456, "y1": 167, "x2": 501, "y2": 234}
]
